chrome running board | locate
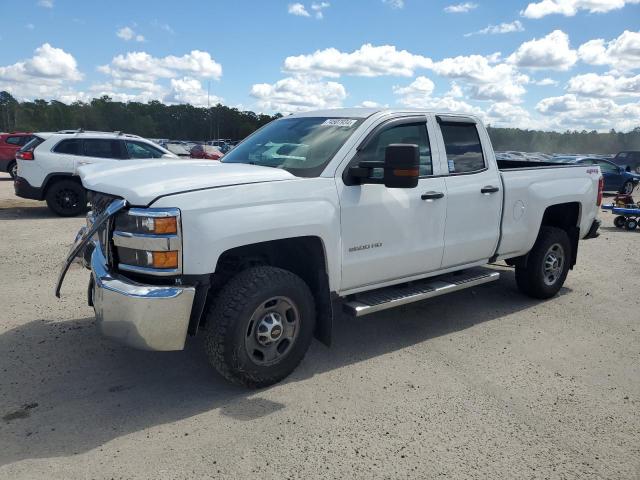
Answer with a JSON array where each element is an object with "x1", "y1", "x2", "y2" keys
[{"x1": 343, "y1": 267, "x2": 500, "y2": 317}]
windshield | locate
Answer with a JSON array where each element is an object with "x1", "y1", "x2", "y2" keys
[{"x1": 222, "y1": 117, "x2": 363, "y2": 177}]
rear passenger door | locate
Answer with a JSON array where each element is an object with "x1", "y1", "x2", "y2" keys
[{"x1": 436, "y1": 117, "x2": 502, "y2": 269}]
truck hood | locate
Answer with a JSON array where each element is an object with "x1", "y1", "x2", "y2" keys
[{"x1": 79, "y1": 160, "x2": 296, "y2": 206}]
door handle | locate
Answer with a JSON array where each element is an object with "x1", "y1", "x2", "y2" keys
[
  {"x1": 481, "y1": 185, "x2": 500, "y2": 194},
  {"x1": 421, "y1": 191, "x2": 445, "y2": 200}
]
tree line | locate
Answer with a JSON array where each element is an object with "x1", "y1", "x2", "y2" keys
[{"x1": 1, "y1": 91, "x2": 639, "y2": 154}]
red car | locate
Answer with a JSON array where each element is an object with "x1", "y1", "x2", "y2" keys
[
  {"x1": 0, "y1": 132, "x2": 33, "y2": 178},
  {"x1": 190, "y1": 144, "x2": 224, "y2": 160}
]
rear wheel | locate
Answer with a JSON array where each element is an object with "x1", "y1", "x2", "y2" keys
[
  {"x1": 203, "y1": 266, "x2": 316, "y2": 388},
  {"x1": 8, "y1": 161, "x2": 17, "y2": 179},
  {"x1": 625, "y1": 218, "x2": 638, "y2": 230},
  {"x1": 516, "y1": 226, "x2": 571, "y2": 299},
  {"x1": 45, "y1": 180, "x2": 87, "y2": 217},
  {"x1": 614, "y1": 216, "x2": 627, "y2": 228}
]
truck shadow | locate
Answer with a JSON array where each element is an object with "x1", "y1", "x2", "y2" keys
[
  {"x1": 0, "y1": 206, "x2": 59, "y2": 221},
  {"x1": 0, "y1": 268, "x2": 570, "y2": 466}
]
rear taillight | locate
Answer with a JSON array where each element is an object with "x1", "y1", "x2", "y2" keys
[
  {"x1": 597, "y1": 176, "x2": 604, "y2": 206},
  {"x1": 16, "y1": 151, "x2": 34, "y2": 160}
]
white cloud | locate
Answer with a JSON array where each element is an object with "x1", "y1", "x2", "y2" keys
[
  {"x1": 465, "y1": 20, "x2": 524, "y2": 37},
  {"x1": 0, "y1": 43, "x2": 83, "y2": 100},
  {"x1": 522, "y1": 0, "x2": 640, "y2": 19},
  {"x1": 37, "y1": 0, "x2": 53, "y2": 8},
  {"x1": 165, "y1": 77, "x2": 222, "y2": 106},
  {"x1": 283, "y1": 44, "x2": 432, "y2": 78},
  {"x1": 99, "y1": 50, "x2": 222, "y2": 82},
  {"x1": 116, "y1": 26, "x2": 145, "y2": 42},
  {"x1": 444, "y1": 2, "x2": 478, "y2": 13},
  {"x1": 578, "y1": 30, "x2": 640, "y2": 72},
  {"x1": 534, "y1": 77, "x2": 558, "y2": 85},
  {"x1": 311, "y1": 2, "x2": 330, "y2": 18},
  {"x1": 508, "y1": 30, "x2": 577, "y2": 70},
  {"x1": 536, "y1": 93, "x2": 640, "y2": 131},
  {"x1": 567, "y1": 73, "x2": 640, "y2": 97},
  {"x1": 486, "y1": 102, "x2": 536, "y2": 128},
  {"x1": 288, "y1": 3, "x2": 311, "y2": 16},
  {"x1": 357, "y1": 100, "x2": 389, "y2": 108},
  {"x1": 250, "y1": 77, "x2": 347, "y2": 113},
  {"x1": 383, "y1": 0, "x2": 404, "y2": 8},
  {"x1": 26, "y1": 23, "x2": 35, "y2": 30},
  {"x1": 430, "y1": 54, "x2": 530, "y2": 102},
  {"x1": 392, "y1": 76, "x2": 486, "y2": 118}
]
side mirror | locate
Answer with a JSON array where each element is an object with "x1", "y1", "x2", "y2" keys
[{"x1": 383, "y1": 144, "x2": 420, "y2": 188}]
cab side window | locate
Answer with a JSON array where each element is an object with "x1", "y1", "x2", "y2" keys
[
  {"x1": 440, "y1": 123, "x2": 485, "y2": 174},
  {"x1": 358, "y1": 122, "x2": 432, "y2": 177},
  {"x1": 83, "y1": 139, "x2": 125, "y2": 159}
]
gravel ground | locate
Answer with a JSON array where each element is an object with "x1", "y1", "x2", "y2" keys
[{"x1": 0, "y1": 172, "x2": 638, "y2": 479}]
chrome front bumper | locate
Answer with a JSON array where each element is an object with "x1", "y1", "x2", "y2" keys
[{"x1": 90, "y1": 242, "x2": 195, "y2": 351}]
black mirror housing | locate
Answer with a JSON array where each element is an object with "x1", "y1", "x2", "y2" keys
[{"x1": 384, "y1": 144, "x2": 420, "y2": 188}]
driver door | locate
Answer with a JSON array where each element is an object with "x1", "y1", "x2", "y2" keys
[{"x1": 338, "y1": 116, "x2": 448, "y2": 292}]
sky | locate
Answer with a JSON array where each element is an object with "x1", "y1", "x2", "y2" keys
[{"x1": 0, "y1": 0, "x2": 639, "y2": 131}]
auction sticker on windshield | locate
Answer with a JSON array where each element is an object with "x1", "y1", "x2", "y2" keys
[{"x1": 321, "y1": 119, "x2": 358, "y2": 127}]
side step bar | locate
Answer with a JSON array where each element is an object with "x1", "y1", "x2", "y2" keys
[{"x1": 343, "y1": 267, "x2": 500, "y2": 317}]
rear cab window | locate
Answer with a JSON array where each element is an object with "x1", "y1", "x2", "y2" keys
[{"x1": 439, "y1": 122, "x2": 486, "y2": 174}]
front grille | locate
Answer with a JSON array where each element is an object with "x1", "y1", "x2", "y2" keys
[
  {"x1": 89, "y1": 191, "x2": 121, "y2": 216},
  {"x1": 88, "y1": 191, "x2": 123, "y2": 268}
]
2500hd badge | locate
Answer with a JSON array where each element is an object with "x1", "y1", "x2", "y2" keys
[{"x1": 348, "y1": 242, "x2": 383, "y2": 253}]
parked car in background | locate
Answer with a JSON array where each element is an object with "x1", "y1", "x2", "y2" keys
[
  {"x1": 190, "y1": 144, "x2": 224, "y2": 160},
  {"x1": 14, "y1": 131, "x2": 177, "y2": 216},
  {"x1": 0, "y1": 132, "x2": 33, "y2": 178},
  {"x1": 569, "y1": 157, "x2": 639, "y2": 194},
  {"x1": 612, "y1": 151, "x2": 640, "y2": 174},
  {"x1": 207, "y1": 140, "x2": 232, "y2": 153},
  {"x1": 162, "y1": 142, "x2": 192, "y2": 158}
]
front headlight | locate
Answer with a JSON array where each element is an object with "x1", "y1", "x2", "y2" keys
[{"x1": 111, "y1": 208, "x2": 182, "y2": 275}]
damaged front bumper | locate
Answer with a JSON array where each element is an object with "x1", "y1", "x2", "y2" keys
[{"x1": 56, "y1": 199, "x2": 195, "y2": 351}]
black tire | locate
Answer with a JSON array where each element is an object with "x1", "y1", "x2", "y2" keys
[
  {"x1": 614, "y1": 215, "x2": 627, "y2": 228},
  {"x1": 621, "y1": 181, "x2": 635, "y2": 195},
  {"x1": 625, "y1": 218, "x2": 638, "y2": 230},
  {"x1": 203, "y1": 266, "x2": 316, "y2": 388},
  {"x1": 45, "y1": 179, "x2": 87, "y2": 217},
  {"x1": 8, "y1": 161, "x2": 17, "y2": 179},
  {"x1": 515, "y1": 226, "x2": 571, "y2": 300}
]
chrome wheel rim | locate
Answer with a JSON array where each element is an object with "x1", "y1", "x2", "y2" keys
[
  {"x1": 543, "y1": 243, "x2": 564, "y2": 286},
  {"x1": 10, "y1": 163, "x2": 17, "y2": 178},
  {"x1": 623, "y1": 182, "x2": 634, "y2": 195},
  {"x1": 244, "y1": 296, "x2": 300, "y2": 366}
]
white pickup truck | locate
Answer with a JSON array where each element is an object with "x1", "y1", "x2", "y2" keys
[{"x1": 56, "y1": 109, "x2": 602, "y2": 388}]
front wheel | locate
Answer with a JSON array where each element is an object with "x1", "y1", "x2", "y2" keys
[
  {"x1": 203, "y1": 266, "x2": 316, "y2": 388},
  {"x1": 625, "y1": 218, "x2": 638, "y2": 230},
  {"x1": 516, "y1": 226, "x2": 571, "y2": 299},
  {"x1": 45, "y1": 180, "x2": 87, "y2": 217}
]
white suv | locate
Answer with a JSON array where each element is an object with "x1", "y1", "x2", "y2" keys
[{"x1": 14, "y1": 131, "x2": 177, "y2": 216}]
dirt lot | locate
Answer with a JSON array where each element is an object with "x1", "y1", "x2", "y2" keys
[{"x1": 0, "y1": 172, "x2": 638, "y2": 479}]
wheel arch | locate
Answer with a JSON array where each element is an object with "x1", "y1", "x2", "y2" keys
[
  {"x1": 197, "y1": 236, "x2": 335, "y2": 346},
  {"x1": 42, "y1": 172, "x2": 80, "y2": 197},
  {"x1": 507, "y1": 202, "x2": 581, "y2": 270}
]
